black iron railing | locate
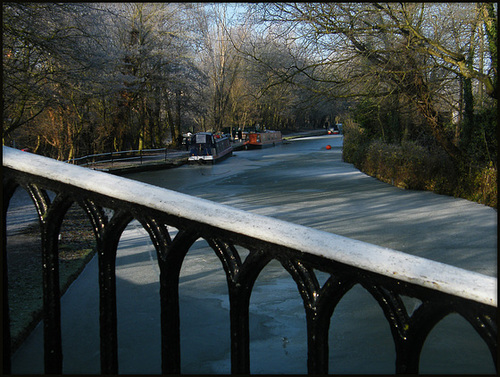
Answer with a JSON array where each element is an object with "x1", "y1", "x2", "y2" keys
[
  {"x1": 3, "y1": 146, "x2": 497, "y2": 374},
  {"x1": 65, "y1": 147, "x2": 189, "y2": 170}
]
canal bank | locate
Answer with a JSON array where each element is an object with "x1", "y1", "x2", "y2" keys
[{"x1": 93, "y1": 129, "x2": 327, "y2": 175}]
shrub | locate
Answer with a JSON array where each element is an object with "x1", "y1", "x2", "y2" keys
[
  {"x1": 342, "y1": 120, "x2": 370, "y2": 167},
  {"x1": 459, "y1": 163, "x2": 498, "y2": 208},
  {"x1": 344, "y1": 135, "x2": 497, "y2": 207},
  {"x1": 476, "y1": 164, "x2": 497, "y2": 208},
  {"x1": 363, "y1": 140, "x2": 400, "y2": 182}
]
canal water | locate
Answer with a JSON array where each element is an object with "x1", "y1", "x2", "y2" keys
[{"x1": 10, "y1": 135, "x2": 496, "y2": 374}]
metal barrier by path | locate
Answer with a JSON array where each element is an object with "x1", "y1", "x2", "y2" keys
[
  {"x1": 2, "y1": 146, "x2": 497, "y2": 374},
  {"x1": 66, "y1": 147, "x2": 174, "y2": 168}
]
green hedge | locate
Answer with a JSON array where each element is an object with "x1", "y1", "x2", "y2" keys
[
  {"x1": 343, "y1": 121, "x2": 497, "y2": 208},
  {"x1": 362, "y1": 140, "x2": 458, "y2": 193}
]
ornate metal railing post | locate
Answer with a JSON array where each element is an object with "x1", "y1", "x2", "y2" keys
[
  {"x1": 226, "y1": 248, "x2": 273, "y2": 375},
  {"x1": 306, "y1": 275, "x2": 355, "y2": 374},
  {"x1": 22, "y1": 185, "x2": 75, "y2": 374},
  {"x1": 154, "y1": 227, "x2": 198, "y2": 374},
  {"x1": 393, "y1": 301, "x2": 451, "y2": 374},
  {"x1": 37, "y1": 193, "x2": 69, "y2": 374},
  {"x1": 98, "y1": 210, "x2": 132, "y2": 374}
]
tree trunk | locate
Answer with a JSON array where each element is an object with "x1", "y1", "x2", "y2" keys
[
  {"x1": 414, "y1": 95, "x2": 464, "y2": 163},
  {"x1": 462, "y1": 75, "x2": 475, "y2": 146},
  {"x1": 172, "y1": 89, "x2": 182, "y2": 147}
]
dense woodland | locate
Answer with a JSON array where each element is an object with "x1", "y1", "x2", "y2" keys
[{"x1": 3, "y1": 3, "x2": 497, "y2": 205}]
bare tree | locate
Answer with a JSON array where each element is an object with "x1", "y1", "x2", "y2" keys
[
  {"x1": 3, "y1": 3, "x2": 118, "y2": 160},
  {"x1": 89, "y1": 3, "x2": 203, "y2": 150},
  {"x1": 195, "y1": 4, "x2": 252, "y2": 133},
  {"x1": 253, "y1": 3, "x2": 497, "y2": 162},
  {"x1": 3, "y1": 4, "x2": 109, "y2": 141}
]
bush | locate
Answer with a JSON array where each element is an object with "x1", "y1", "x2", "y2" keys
[
  {"x1": 475, "y1": 164, "x2": 497, "y2": 208},
  {"x1": 358, "y1": 139, "x2": 457, "y2": 193},
  {"x1": 342, "y1": 120, "x2": 370, "y2": 168},
  {"x1": 457, "y1": 163, "x2": 498, "y2": 208},
  {"x1": 344, "y1": 134, "x2": 497, "y2": 208}
]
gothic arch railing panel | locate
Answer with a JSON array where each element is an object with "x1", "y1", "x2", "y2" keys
[
  {"x1": 10, "y1": 183, "x2": 77, "y2": 373},
  {"x1": 360, "y1": 281, "x2": 441, "y2": 374},
  {"x1": 416, "y1": 310, "x2": 495, "y2": 373},
  {"x1": 3, "y1": 146, "x2": 497, "y2": 375},
  {"x1": 203, "y1": 237, "x2": 276, "y2": 374},
  {"x1": 229, "y1": 247, "x2": 275, "y2": 374},
  {"x1": 96, "y1": 209, "x2": 134, "y2": 374},
  {"x1": 359, "y1": 279, "x2": 498, "y2": 373},
  {"x1": 280, "y1": 258, "x2": 323, "y2": 372},
  {"x1": 312, "y1": 274, "x2": 357, "y2": 373},
  {"x1": 455, "y1": 304, "x2": 498, "y2": 370},
  {"x1": 143, "y1": 222, "x2": 199, "y2": 374},
  {"x1": 30, "y1": 189, "x2": 74, "y2": 373}
]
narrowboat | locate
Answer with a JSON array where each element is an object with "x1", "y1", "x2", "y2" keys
[
  {"x1": 246, "y1": 130, "x2": 282, "y2": 149},
  {"x1": 188, "y1": 132, "x2": 233, "y2": 163}
]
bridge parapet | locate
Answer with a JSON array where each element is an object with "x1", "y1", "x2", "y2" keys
[{"x1": 3, "y1": 146, "x2": 497, "y2": 374}]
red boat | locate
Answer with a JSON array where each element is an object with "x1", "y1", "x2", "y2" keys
[{"x1": 246, "y1": 130, "x2": 282, "y2": 149}]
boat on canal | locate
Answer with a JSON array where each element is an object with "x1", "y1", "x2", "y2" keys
[
  {"x1": 188, "y1": 132, "x2": 233, "y2": 163},
  {"x1": 246, "y1": 130, "x2": 282, "y2": 149}
]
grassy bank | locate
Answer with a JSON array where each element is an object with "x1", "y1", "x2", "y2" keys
[
  {"x1": 7, "y1": 204, "x2": 96, "y2": 353},
  {"x1": 342, "y1": 122, "x2": 497, "y2": 208}
]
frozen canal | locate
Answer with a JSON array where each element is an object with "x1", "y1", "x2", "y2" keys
[{"x1": 10, "y1": 135, "x2": 497, "y2": 374}]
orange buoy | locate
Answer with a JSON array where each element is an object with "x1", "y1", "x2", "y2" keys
[{"x1": 326, "y1": 145, "x2": 332, "y2": 150}]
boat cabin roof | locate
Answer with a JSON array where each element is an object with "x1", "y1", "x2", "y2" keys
[{"x1": 190, "y1": 132, "x2": 229, "y2": 145}]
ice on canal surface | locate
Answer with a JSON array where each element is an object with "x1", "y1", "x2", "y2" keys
[{"x1": 9, "y1": 135, "x2": 496, "y2": 374}]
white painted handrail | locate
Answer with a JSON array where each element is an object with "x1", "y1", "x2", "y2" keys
[{"x1": 3, "y1": 146, "x2": 497, "y2": 307}]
